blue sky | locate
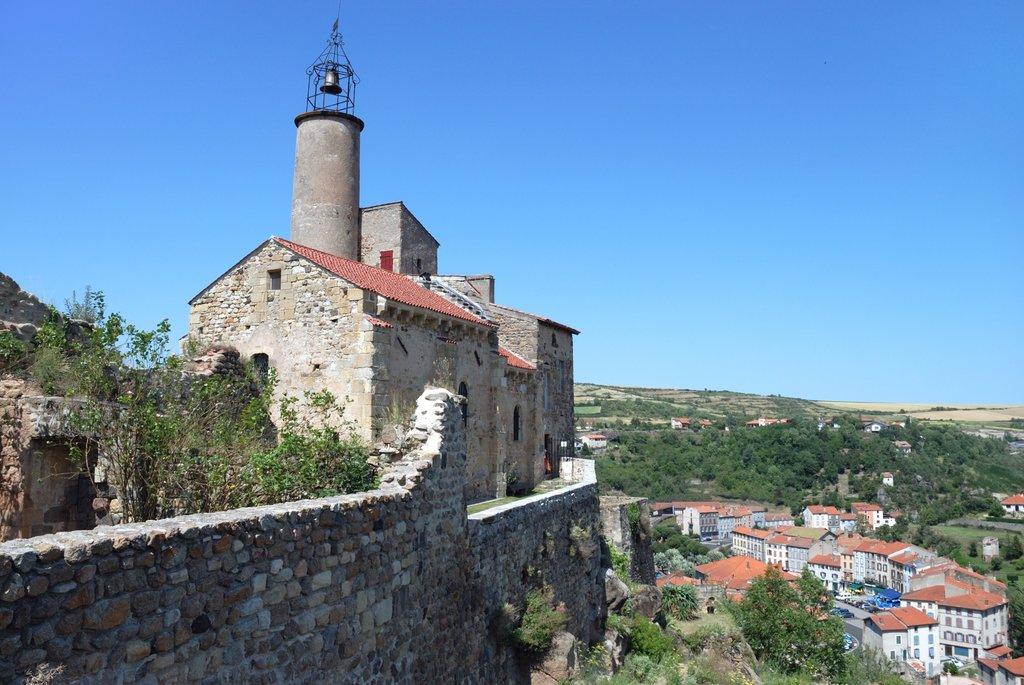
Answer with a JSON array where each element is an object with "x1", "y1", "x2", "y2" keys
[{"x1": 2, "y1": 2, "x2": 1021, "y2": 403}]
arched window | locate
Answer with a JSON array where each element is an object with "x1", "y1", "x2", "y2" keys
[
  {"x1": 513, "y1": 406, "x2": 521, "y2": 441},
  {"x1": 458, "y1": 382, "x2": 468, "y2": 426},
  {"x1": 252, "y1": 353, "x2": 269, "y2": 382}
]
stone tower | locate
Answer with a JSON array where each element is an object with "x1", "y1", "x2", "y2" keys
[{"x1": 290, "y1": 23, "x2": 363, "y2": 260}]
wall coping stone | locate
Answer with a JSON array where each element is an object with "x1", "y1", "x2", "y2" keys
[{"x1": 468, "y1": 458, "x2": 595, "y2": 523}]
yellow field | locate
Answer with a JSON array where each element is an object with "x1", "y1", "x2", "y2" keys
[{"x1": 819, "y1": 401, "x2": 1024, "y2": 423}]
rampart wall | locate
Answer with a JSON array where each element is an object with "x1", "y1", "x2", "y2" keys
[{"x1": 0, "y1": 389, "x2": 601, "y2": 684}]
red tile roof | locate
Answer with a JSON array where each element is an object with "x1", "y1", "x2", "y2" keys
[
  {"x1": 809, "y1": 554, "x2": 841, "y2": 568},
  {"x1": 365, "y1": 315, "x2": 392, "y2": 329},
  {"x1": 696, "y1": 557, "x2": 796, "y2": 592},
  {"x1": 888, "y1": 606, "x2": 938, "y2": 628},
  {"x1": 274, "y1": 238, "x2": 494, "y2": 328},
  {"x1": 868, "y1": 607, "x2": 937, "y2": 632},
  {"x1": 1002, "y1": 493, "x2": 1024, "y2": 505},
  {"x1": 1001, "y1": 657, "x2": 1024, "y2": 676},
  {"x1": 733, "y1": 526, "x2": 771, "y2": 540},
  {"x1": 807, "y1": 505, "x2": 841, "y2": 515},
  {"x1": 656, "y1": 573, "x2": 701, "y2": 588},
  {"x1": 852, "y1": 501, "x2": 882, "y2": 512},
  {"x1": 902, "y1": 585, "x2": 1006, "y2": 611},
  {"x1": 987, "y1": 645, "x2": 1013, "y2": 658},
  {"x1": 498, "y1": 346, "x2": 535, "y2": 370}
]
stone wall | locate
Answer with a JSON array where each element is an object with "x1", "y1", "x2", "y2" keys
[
  {"x1": 1, "y1": 379, "x2": 106, "y2": 542},
  {"x1": 0, "y1": 389, "x2": 603, "y2": 683},
  {"x1": 359, "y1": 203, "x2": 438, "y2": 276},
  {"x1": 599, "y1": 496, "x2": 655, "y2": 585},
  {"x1": 188, "y1": 241, "x2": 377, "y2": 435}
]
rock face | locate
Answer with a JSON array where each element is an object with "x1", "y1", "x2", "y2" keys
[
  {"x1": 630, "y1": 585, "x2": 666, "y2": 626},
  {"x1": 530, "y1": 631, "x2": 581, "y2": 684},
  {"x1": 604, "y1": 568, "x2": 630, "y2": 613},
  {"x1": 185, "y1": 345, "x2": 245, "y2": 377},
  {"x1": 0, "y1": 389, "x2": 605, "y2": 683}
]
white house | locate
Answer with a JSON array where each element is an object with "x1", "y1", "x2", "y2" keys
[
  {"x1": 863, "y1": 607, "x2": 940, "y2": 678},
  {"x1": 902, "y1": 582, "x2": 1009, "y2": 663},
  {"x1": 808, "y1": 554, "x2": 843, "y2": 592},
  {"x1": 580, "y1": 434, "x2": 608, "y2": 449},
  {"x1": 1001, "y1": 493, "x2": 1024, "y2": 518},
  {"x1": 803, "y1": 505, "x2": 841, "y2": 531},
  {"x1": 670, "y1": 417, "x2": 691, "y2": 430},
  {"x1": 864, "y1": 420, "x2": 889, "y2": 433},
  {"x1": 882, "y1": 472, "x2": 895, "y2": 487}
]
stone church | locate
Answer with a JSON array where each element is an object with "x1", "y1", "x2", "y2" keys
[{"x1": 186, "y1": 30, "x2": 577, "y2": 502}]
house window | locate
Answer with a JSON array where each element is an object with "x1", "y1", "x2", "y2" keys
[
  {"x1": 268, "y1": 269, "x2": 281, "y2": 290},
  {"x1": 513, "y1": 406, "x2": 521, "y2": 441},
  {"x1": 458, "y1": 382, "x2": 468, "y2": 426},
  {"x1": 252, "y1": 353, "x2": 269, "y2": 382}
]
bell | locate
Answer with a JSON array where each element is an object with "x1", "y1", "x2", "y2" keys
[{"x1": 320, "y1": 68, "x2": 342, "y2": 95}]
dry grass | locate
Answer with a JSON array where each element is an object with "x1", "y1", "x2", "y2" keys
[{"x1": 820, "y1": 401, "x2": 1024, "y2": 423}]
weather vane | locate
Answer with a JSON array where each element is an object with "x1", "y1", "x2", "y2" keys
[{"x1": 304, "y1": 14, "x2": 358, "y2": 114}]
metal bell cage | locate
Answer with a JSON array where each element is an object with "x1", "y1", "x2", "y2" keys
[{"x1": 305, "y1": 25, "x2": 358, "y2": 114}]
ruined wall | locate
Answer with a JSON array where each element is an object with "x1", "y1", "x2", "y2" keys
[
  {"x1": 187, "y1": 242, "x2": 377, "y2": 435},
  {"x1": 0, "y1": 390, "x2": 603, "y2": 684},
  {"x1": 372, "y1": 313, "x2": 503, "y2": 502},
  {"x1": 599, "y1": 496, "x2": 655, "y2": 585},
  {"x1": 1, "y1": 380, "x2": 104, "y2": 541}
]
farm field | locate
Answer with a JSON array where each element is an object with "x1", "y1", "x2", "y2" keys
[{"x1": 819, "y1": 401, "x2": 1024, "y2": 425}]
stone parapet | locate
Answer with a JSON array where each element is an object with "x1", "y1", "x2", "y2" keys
[{"x1": 0, "y1": 392, "x2": 603, "y2": 683}]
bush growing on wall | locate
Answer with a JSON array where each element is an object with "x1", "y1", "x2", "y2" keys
[{"x1": 502, "y1": 587, "x2": 567, "y2": 654}]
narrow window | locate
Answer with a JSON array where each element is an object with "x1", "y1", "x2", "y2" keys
[
  {"x1": 458, "y1": 382, "x2": 468, "y2": 426},
  {"x1": 551, "y1": 332, "x2": 558, "y2": 347},
  {"x1": 268, "y1": 269, "x2": 281, "y2": 290},
  {"x1": 252, "y1": 353, "x2": 269, "y2": 382},
  {"x1": 379, "y1": 250, "x2": 394, "y2": 272},
  {"x1": 513, "y1": 406, "x2": 521, "y2": 441},
  {"x1": 416, "y1": 257, "x2": 422, "y2": 272}
]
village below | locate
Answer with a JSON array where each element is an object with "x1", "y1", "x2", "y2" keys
[{"x1": 573, "y1": 382, "x2": 1024, "y2": 684}]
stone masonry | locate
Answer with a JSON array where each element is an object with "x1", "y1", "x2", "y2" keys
[{"x1": 0, "y1": 389, "x2": 602, "y2": 683}]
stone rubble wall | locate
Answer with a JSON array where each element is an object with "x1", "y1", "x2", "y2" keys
[
  {"x1": 0, "y1": 389, "x2": 603, "y2": 684},
  {"x1": 599, "y1": 496, "x2": 655, "y2": 585}
]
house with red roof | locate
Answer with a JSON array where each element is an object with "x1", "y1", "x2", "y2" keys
[
  {"x1": 187, "y1": 97, "x2": 579, "y2": 502},
  {"x1": 807, "y1": 554, "x2": 843, "y2": 592},
  {"x1": 1001, "y1": 492, "x2": 1024, "y2": 518},
  {"x1": 863, "y1": 606, "x2": 940, "y2": 677},
  {"x1": 670, "y1": 417, "x2": 691, "y2": 429},
  {"x1": 695, "y1": 556, "x2": 796, "y2": 599},
  {"x1": 902, "y1": 576, "x2": 1009, "y2": 663},
  {"x1": 977, "y1": 655, "x2": 1024, "y2": 685}
]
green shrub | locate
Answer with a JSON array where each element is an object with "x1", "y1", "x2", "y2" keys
[
  {"x1": 629, "y1": 616, "x2": 674, "y2": 660},
  {"x1": 507, "y1": 587, "x2": 566, "y2": 653},
  {"x1": 0, "y1": 331, "x2": 27, "y2": 370},
  {"x1": 662, "y1": 583, "x2": 699, "y2": 620}
]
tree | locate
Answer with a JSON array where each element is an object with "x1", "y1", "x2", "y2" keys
[
  {"x1": 733, "y1": 567, "x2": 846, "y2": 679},
  {"x1": 968, "y1": 541, "x2": 979, "y2": 558},
  {"x1": 1005, "y1": 535, "x2": 1023, "y2": 561},
  {"x1": 1009, "y1": 586, "x2": 1024, "y2": 657}
]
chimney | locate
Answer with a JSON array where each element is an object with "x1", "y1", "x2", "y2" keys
[{"x1": 290, "y1": 23, "x2": 363, "y2": 260}]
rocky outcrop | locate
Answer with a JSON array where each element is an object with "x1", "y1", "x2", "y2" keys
[
  {"x1": 530, "y1": 631, "x2": 583, "y2": 684},
  {"x1": 0, "y1": 272, "x2": 52, "y2": 342},
  {"x1": 599, "y1": 495, "x2": 655, "y2": 584}
]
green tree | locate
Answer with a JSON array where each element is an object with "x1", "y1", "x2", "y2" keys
[
  {"x1": 733, "y1": 566, "x2": 846, "y2": 679},
  {"x1": 1004, "y1": 535, "x2": 1023, "y2": 561},
  {"x1": 1010, "y1": 586, "x2": 1024, "y2": 657},
  {"x1": 968, "y1": 541, "x2": 979, "y2": 558}
]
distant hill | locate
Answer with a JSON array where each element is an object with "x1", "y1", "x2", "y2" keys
[{"x1": 575, "y1": 383, "x2": 1024, "y2": 429}]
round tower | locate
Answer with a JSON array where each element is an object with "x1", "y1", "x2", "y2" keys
[{"x1": 290, "y1": 23, "x2": 364, "y2": 260}]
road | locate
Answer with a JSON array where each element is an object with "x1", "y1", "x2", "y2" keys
[{"x1": 835, "y1": 599, "x2": 869, "y2": 653}]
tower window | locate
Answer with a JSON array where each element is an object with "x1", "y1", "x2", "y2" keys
[
  {"x1": 268, "y1": 270, "x2": 282, "y2": 290},
  {"x1": 458, "y1": 382, "x2": 468, "y2": 426},
  {"x1": 379, "y1": 250, "x2": 394, "y2": 272},
  {"x1": 551, "y1": 332, "x2": 558, "y2": 348},
  {"x1": 416, "y1": 258, "x2": 422, "y2": 272},
  {"x1": 513, "y1": 405, "x2": 521, "y2": 441}
]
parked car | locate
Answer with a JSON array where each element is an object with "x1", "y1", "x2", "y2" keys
[
  {"x1": 830, "y1": 607, "x2": 854, "y2": 619},
  {"x1": 941, "y1": 656, "x2": 966, "y2": 669}
]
